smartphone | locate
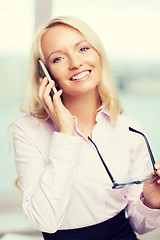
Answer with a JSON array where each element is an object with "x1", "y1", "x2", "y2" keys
[{"x1": 38, "y1": 59, "x2": 57, "y2": 95}]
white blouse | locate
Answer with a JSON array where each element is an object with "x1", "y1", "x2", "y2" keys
[{"x1": 13, "y1": 108, "x2": 160, "y2": 234}]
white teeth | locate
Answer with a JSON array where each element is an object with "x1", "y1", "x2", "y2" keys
[{"x1": 72, "y1": 71, "x2": 90, "y2": 80}]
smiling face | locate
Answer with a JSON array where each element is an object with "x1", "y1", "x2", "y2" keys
[{"x1": 41, "y1": 24, "x2": 102, "y2": 98}]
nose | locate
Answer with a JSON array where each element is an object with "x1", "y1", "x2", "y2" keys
[{"x1": 68, "y1": 54, "x2": 83, "y2": 70}]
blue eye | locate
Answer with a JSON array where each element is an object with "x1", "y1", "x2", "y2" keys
[
  {"x1": 53, "y1": 57, "x2": 63, "y2": 63},
  {"x1": 80, "y1": 47, "x2": 89, "y2": 52}
]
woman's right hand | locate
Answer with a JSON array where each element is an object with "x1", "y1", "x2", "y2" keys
[{"x1": 38, "y1": 77, "x2": 74, "y2": 136}]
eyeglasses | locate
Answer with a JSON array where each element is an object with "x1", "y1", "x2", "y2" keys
[{"x1": 88, "y1": 127, "x2": 158, "y2": 189}]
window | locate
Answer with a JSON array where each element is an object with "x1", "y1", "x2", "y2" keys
[
  {"x1": 51, "y1": 0, "x2": 160, "y2": 158},
  {"x1": 0, "y1": 0, "x2": 35, "y2": 192}
]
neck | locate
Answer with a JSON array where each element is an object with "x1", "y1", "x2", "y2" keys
[{"x1": 62, "y1": 90, "x2": 101, "y2": 137}]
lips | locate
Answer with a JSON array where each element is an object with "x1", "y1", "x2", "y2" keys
[{"x1": 70, "y1": 70, "x2": 91, "y2": 81}]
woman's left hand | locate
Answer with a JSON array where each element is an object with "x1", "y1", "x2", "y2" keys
[{"x1": 143, "y1": 161, "x2": 160, "y2": 209}]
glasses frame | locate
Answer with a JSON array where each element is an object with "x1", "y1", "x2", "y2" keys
[{"x1": 88, "y1": 127, "x2": 158, "y2": 189}]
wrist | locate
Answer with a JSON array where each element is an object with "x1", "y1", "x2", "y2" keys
[
  {"x1": 59, "y1": 128, "x2": 74, "y2": 136},
  {"x1": 143, "y1": 197, "x2": 158, "y2": 209}
]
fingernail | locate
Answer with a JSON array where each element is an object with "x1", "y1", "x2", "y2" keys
[
  {"x1": 155, "y1": 163, "x2": 160, "y2": 169},
  {"x1": 51, "y1": 81, "x2": 55, "y2": 86},
  {"x1": 43, "y1": 77, "x2": 47, "y2": 82},
  {"x1": 157, "y1": 179, "x2": 160, "y2": 184}
]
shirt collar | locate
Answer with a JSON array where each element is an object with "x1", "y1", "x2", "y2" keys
[
  {"x1": 99, "y1": 106, "x2": 110, "y2": 116},
  {"x1": 72, "y1": 106, "x2": 111, "y2": 125},
  {"x1": 72, "y1": 107, "x2": 112, "y2": 138},
  {"x1": 96, "y1": 106, "x2": 111, "y2": 122}
]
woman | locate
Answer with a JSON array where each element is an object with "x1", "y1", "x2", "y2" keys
[{"x1": 13, "y1": 16, "x2": 160, "y2": 240}]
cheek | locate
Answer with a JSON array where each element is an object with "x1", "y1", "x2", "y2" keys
[
  {"x1": 90, "y1": 53, "x2": 102, "y2": 74},
  {"x1": 88, "y1": 52, "x2": 101, "y2": 68},
  {"x1": 49, "y1": 66, "x2": 66, "y2": 84}
]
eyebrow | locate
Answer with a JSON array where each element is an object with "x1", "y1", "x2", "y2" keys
[
  {"x1": 47, "y1": 40, "x2": 89, "y2": 61},
  {"x1": 75, "y1": 40, "x2": 88, "y2": 47}
]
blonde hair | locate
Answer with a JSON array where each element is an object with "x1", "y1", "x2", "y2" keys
[{"x1": 21, "y1": 16, "x2": 123, "y2": 123}]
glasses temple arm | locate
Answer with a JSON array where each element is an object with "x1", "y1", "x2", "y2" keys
[
  {"x1": 88, "y1": 137, "x2": 117, "y2": 185},
  {"x1": 129, "y1": 127, "x2": 156, "y2": 171}
]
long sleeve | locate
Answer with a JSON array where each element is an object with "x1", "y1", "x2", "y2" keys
[
  {"x1": 14, "y1": 118, "x2": 82, "y2": 233},
  {"x1": 131, "y1": 193, "x2": 160, "y2": 234},
  {"x1": 124, "y1": 123, "x2": 160, "y2": 234}
]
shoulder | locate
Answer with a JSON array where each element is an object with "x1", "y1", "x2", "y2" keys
[
  {"x1": 114, "y1": 114, "x2": 146, "y2": 149},
  {"x1": 13, "y1": 115, "x2": 56, "y2": 154},
  {"x1": 14, "y1": 114, "x2": 56, "y2": 138},
  {"x1": 116, "y1": 114, "x2": 144, "y2": 132},
  {"x1": 14, "y1": 114, "x2": 40, "y2": 128},
  {"x1": 14, "y1": 115, "x2": 43, "y2": 133}
]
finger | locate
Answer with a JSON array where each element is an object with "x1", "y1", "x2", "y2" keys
[
  {"x1": 43, "y1": 81, "x2": 56, "y2": 106},
  {"x1": 38, "y1": 77, "x2": 48, "y2": 102},
  {"x1": 157, "y1": 169, "x2": 160, "y2": 177},
  {"x1": 39, "y1": 77, "x2": 43, "y2": 83},
  {"x1": 153, "y1": 162, "x2": 160, "y2": 179},
  {"x1": 44, "y1": 105, "x2": 53, "y2": 119},
  {"x1": 143, "y1": 166, "x2": 159, "y2": 185},
  {"x1": 44, "y1": 89, "x2": 63, "y2": 124},
  {"x1": 52, "y1": 90, "x2": 63, "y2": 112},
  {"x1": 38, "y1": 78, "x2": 58, "y2": 121},
  {"x1": 155, "y1": 162, "x2": 160, "y2": 170}
]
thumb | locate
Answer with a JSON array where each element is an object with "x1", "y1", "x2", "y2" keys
[{"x1": 144, "y1": 172, "x2": 158, "y2": 186}]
